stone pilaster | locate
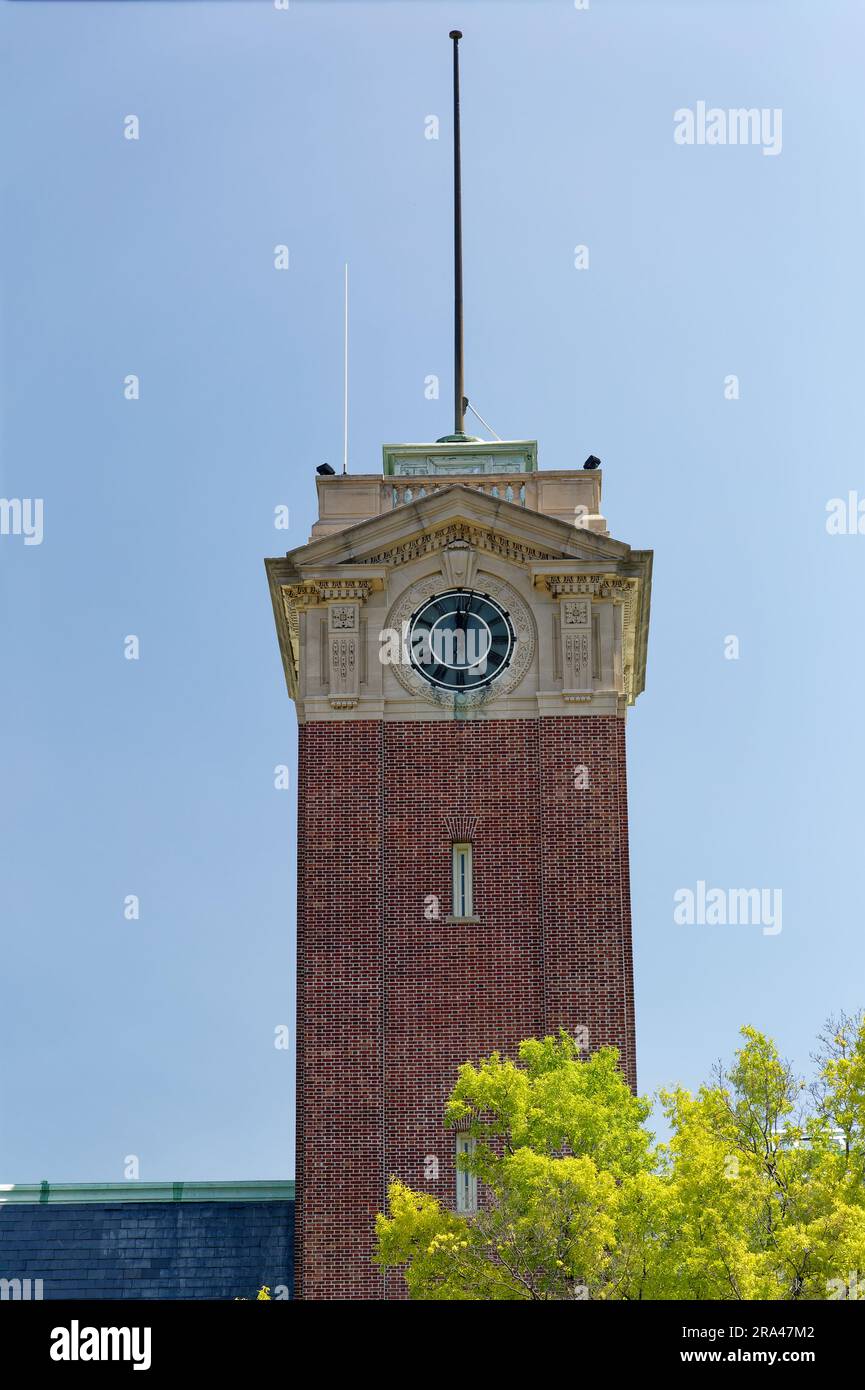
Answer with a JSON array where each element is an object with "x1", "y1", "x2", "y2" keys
[
  {"x1": 326, "y1": 600, "x2": 361, "y2": 710},
  {"x1": 559, "y1": 595, "x2": 593, "y2": 701}
]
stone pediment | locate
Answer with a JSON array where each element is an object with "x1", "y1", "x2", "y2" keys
[{"x1": 279, "y1": 482, "x2": 630, "y2": 578}]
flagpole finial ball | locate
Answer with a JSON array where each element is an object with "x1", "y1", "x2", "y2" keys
[{"x1": 449, "y1": 31, "x2": 462, "y2": 41}]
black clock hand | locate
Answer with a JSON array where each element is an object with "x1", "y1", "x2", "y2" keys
[{"x1": 456, "y1": 590, "x2": 473, "y2": 631}]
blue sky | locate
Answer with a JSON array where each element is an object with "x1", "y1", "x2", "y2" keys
[{"x1": 1, "y1": 0, "x2": 863, "y2": 1182}]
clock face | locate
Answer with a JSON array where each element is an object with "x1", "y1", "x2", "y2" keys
[{"x1": 408, "y1": 589, "x2": 515, "y2": 692}]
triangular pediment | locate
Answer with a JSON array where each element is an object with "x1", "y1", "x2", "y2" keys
[{"x1": 280, "y1": 482, "x2": 630, "y2": 576}]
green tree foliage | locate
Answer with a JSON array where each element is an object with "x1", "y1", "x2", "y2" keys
[{"x1": 375, "y1": 1017, "x2": 865, "y2": 1300}]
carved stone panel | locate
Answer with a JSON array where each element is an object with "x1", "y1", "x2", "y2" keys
[
  {"x1": 327, "y1": 601, "x2": 360, "y2": 708},
  {"x1": 560, "y1": 595, "x2": 592, "y2": 699},
  {"x1": 329, "y1": 605, "x2": 356, "y2": 630}
]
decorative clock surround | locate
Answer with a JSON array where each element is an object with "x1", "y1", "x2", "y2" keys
[{"x1": 385, "y1": 569, "x2": 536, "y2": 708}]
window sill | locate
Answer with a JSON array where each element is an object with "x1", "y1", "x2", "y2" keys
[{"x1": 444, "y1": 915, "x2": 481, "y2": 924}]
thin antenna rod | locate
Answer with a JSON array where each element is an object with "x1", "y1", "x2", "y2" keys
[
  {"x1": 342, "y1": 262, "x2": 349, "y2": 474},
  {"x1": 450, "y1": 30, "x2": 465, "y2": 437}
]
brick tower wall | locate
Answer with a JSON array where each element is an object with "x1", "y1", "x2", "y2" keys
[{"x1": 295, "y1": 714, "x2": 636, "y2": 1301}]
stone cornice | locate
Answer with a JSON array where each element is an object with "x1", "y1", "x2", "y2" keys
[
  {"x1": 363, "y1": 521, "x2": 562, "y2": 570},
  {"x1": 283, "y1": 571, "x2": 386, "y2": 605},
  {"x1": 531, "y1": 567, "x2": 638, "y2": 598}
]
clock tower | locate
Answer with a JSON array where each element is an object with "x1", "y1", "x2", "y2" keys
[{"x1": 265, "y1": 437, "x2": 652, "y2": 1299}]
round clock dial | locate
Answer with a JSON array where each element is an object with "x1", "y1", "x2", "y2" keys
[{"x1": 408, "y1": 589, "x2": 515, "y2": 692}]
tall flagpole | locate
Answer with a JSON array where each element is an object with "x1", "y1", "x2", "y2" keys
[
  {"x1": 342, "y1": 262, "x2": 349, "y2": 474},
  {"x1": 449, "y1": 30, "x2": 465, "y2": 437}
]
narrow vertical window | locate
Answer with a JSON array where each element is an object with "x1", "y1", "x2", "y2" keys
[
  {"x1": 452, "y1": 841, "x2": 473, "y2": 918},
  {"x1": 455, "y1": 1134, "x2": 477, "y2": 1214}
]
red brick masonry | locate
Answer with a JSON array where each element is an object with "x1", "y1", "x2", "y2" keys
[{"x1": 295, "y1": 716, "x2": 636, "y2": 1300}]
